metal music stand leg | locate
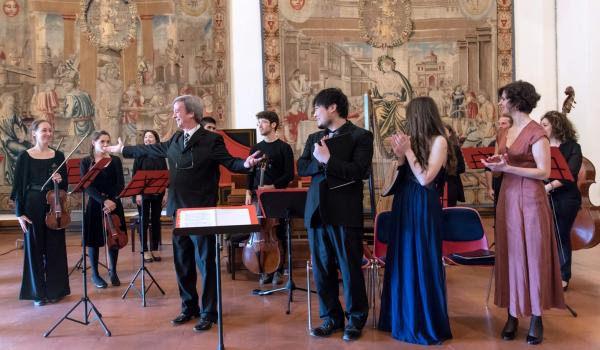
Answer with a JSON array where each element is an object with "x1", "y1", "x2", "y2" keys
[
  {"x1": 215, "y1": 234, "x2": 225, "y2": 350},
  {"x1": 44, "y1": 193, "x2": 111, "y2": 337},
  {"x1": 255, "y1": 210, "x2": 316, "y2": 314},
  {"x1": 122, "y1": 197, "x2": 165, "y2": 306}
]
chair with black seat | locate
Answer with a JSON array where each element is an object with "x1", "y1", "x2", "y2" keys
[{"x1": 441, "y1": 206, "x2": 495, "y2": 306}]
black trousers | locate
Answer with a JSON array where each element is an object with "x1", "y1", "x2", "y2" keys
[
  {"x1": 307, "y1": 223, "x2": 368, "y2": 328},
  {"x1": 172, "y1": 233, "x2": 217, "y2": 321},
  {"x1": 137, "y1": 195, "x2": 163, "y2": 251},
  {"x1": 550, "y1": 196, "x2": 580, "y2": 282}
]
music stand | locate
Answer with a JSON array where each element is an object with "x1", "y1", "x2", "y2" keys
[
  {"x1": 120, "y1": 170, "x2": 169, "y2": 307},
  {"x1": 547, "y1": 148, "x2": 577, "y2": 318},
  {"x1": 173, "y1": 206, "x2": 260, "y2": 350},
  {"x1": 253, "y1": 188, "x2": 313, "y2": 315},
  {"x1": 461, "y1": 146, "x2": 496, "y2": 170},
  {"x1": 67, "y1": 158, "x2": 108, "y2": 275},
  {"x1": 45, "y1": 157, "x2": 112, "y2": 337}
]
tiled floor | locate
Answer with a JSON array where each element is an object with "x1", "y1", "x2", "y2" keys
[{"x1": 1, "y1": 217, "x2": 599, "y2": 350}]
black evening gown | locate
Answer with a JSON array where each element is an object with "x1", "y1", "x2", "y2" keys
[
  {"x1": 11, "y1": 151, "x2": 70, "y2": 301},
  {"x1": 80, "y1": 155, "x2": 126, "y2": 248},
  {"x1": 378, "y1": 163, "x2": 452, "y2": 345}
]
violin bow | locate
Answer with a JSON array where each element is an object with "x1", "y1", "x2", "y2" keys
[{"x1": 41, "y1": 131, "x2": 91, "y2": 191}]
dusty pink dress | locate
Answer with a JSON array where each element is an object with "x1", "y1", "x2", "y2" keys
[{"x1": 495, "y1": 121, "x2": 565, "y2": 317}]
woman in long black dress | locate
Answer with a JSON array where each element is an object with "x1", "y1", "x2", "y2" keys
[
  {"x1": 378, "y1": 96, "x2": 455, "y2": 345},
  {"x1": 132, "y1": 130, "x2": 167, "y2": 262},
  {"x1": 540, "y1": 111, "x2": 582, "y2": 291},
  {"x1": 11, "y1": 120, "x2": 70, "y2": 306},
  {"x1": 444, "y1": 123, "x2": 465, "y2": 207},
  {"x1": 81, "y1": 130, "x2": 126, "y2": 289}
]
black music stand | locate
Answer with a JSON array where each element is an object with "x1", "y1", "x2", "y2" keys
[
  {"x1": 547, "y1": 148, "x2": 577, "y2": 318},
  {"x1": 253, "y1": 189, "x2": 313, "y2": 314},
  {"x1": 120, "y1": 170, "x2": 169, "y2": 307},
  {"x1": 45, "y1": 157, "x2": 112, "y2": 337},
  {"x1": 173, "y1": 206, "x2": 260, "y2": 350},
  {"x1": 67, "y1": 158, "x2": 108, "y2": 275}
]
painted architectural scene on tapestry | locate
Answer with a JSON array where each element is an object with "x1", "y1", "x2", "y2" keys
[
  {"x1": 263, "y1": 0, "x2": 510, "y2": 208},
  {"x1": 0, "y1": 0, "x2": 228, "y2": 211}
]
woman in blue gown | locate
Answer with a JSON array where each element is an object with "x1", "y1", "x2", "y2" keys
[{"x1": 378, "y1": 96, "x2": 454, "y2": 345}]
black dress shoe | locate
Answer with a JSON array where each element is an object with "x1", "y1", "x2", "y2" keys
[
  {"x1": 342, "y1": 325, "x2": 362, "y2": 341},
  {"x1": 109, "y1": 272, "x2": 120, "y2": 287},
  {"x1": 171, "y1": 313, "x2": 198, "y2": 325},
  {"x1": 526, "y1": 316, "x2": 543, "y2": 345},
  {"x1": 501, "y1": 314, "x2": 518, "y2": 340},
  {"x1": 92, "y1": 275, "x2": 108, "y2": 289},
  {"x1": 33, "y1": 299, "x2": 47, "y2": 307},
  {"x1": 193, "y1": 318, "x2": 214, "y2": 332},
  {"x1": 310, "y1": 320, "x2": 344, "y2": 338}
]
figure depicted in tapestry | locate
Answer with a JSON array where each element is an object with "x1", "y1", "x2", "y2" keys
[
  {"x1": 165, "y1": 39, "x2": 182, "y2": 84},
  {"x1": 0, "y1": 93, "x2": 31, "y2": 185},
  {"x1": 62, "y1": 77, "x2": 95, "y2": 139},
  {"x1": 150, "y1": 82, "x2": 176, "y2": 141},
  {"x1": 96, "y1": 62, "x2": 123, "y2": 139},
  {"x1": 121, "y1": 81, "x2": 144, "y2": 145}
]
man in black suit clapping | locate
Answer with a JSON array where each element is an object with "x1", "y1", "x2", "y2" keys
[
  {"x1": 103, "y1": 95, "x2": 262, "y2": 332},
  {"x1": 298, "y1": 88, "x2": 373, "y2": 341}
]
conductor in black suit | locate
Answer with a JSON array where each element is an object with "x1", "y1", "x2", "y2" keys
[
  {"x1": 298, "y1": 88, "x2": 373, "y2": 341},
  {"x1": 104, "y1": 95, "x2": 262, "y2": 332}
]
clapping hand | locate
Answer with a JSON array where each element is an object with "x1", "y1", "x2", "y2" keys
[
  {"x1": 244, "y1": 151, "x2": 264, "y2": 168},
  {"x1": 313, "y1": 136, "x2": 331, "y2": 164},
  {"x1": 481, "y1": 154, "x2": 508, "y2": 172},
  {"x1": 391, "y1": 132, "x2": 411, "y2": 158},
  {"x1": 103, "y1": 137, "x2": 124, "y2": 154}
]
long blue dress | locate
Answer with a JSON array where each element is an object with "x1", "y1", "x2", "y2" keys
[{"x1": 378, "y1": 163, "x2": 452, "y2": 345}]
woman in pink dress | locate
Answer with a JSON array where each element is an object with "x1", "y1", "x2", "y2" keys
[{"x1": 482, "y1": 81, "x2": 564, "y2": 345}]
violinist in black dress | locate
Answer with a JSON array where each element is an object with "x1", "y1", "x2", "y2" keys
[
  {"x1": 11, "y1": 120, "x2": 70, "y2": 306},
  {"x1": 81, "y1": 130, "x2": 126, "y2": 289}
]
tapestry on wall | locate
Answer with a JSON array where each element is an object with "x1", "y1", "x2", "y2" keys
[
  {"x1": 0, "y1": 0, "x2": 229, "y2": 211},
  {"x1": 261, "y1": 0, "x2": 514, "y2": 209}
]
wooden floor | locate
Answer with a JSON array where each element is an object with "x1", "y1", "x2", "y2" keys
[{"x1": 1, "y1": 218, "x2": 600, "y2": 350}]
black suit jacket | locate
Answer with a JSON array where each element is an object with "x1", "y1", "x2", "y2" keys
[
  {"x1": 297, "y1": 121, "x2": 373, "y2": 228},
  {"x1": 122, "y1": 128, "x2": 247, "y2": 216}
]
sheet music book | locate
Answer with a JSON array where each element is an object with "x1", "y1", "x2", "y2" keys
[
  {"x1": 175, "y1": 205, "x2": 258, "y2": 229},
  {"x1": 324, "y1": 133, "x2": 357, "y2": 189}
]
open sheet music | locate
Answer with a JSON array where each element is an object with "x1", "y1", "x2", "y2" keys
[{"x1": 175, "y1": 205, "x2": 258, "y2": 228}]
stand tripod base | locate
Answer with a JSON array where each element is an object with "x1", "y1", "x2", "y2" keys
[
  {"x1": 122, "y1": 265, "x2": 165, "y2": 307},
  {"x1": 44, "y1": 297, "x2": 111, "y2": 337},
  {"x1": 69, "y1": 254, "x2": 108, "y2": 276},
  {"x1": 254, "y1": 279, "x2": 316, "y2": 314}
]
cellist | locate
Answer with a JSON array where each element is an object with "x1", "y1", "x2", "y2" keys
[
  {"x1": 244, "y1": 111, "x2": 294, "y2": 287},
  {"x1": 540, "y1": 111, "x2": 583, "y2": 291},
  {"x1": 80, "y1": 130, "x2": 126, "y2": 289}
]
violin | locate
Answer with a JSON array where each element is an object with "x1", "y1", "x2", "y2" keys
[
  {"x1": 562, "y1": 87, "x2": 600, "y2": 250},
  {"x1": 242, "y1": 156, "x2": 281, "y2": 275},
  {"x1": 104, "y1": 211, "x2": 128, "y2": 250},
  {"x1": 45, "y1": 179, "x2": 71, "y2": 230}
]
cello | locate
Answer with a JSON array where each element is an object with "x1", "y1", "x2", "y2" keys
[
  {"x1": 242, "y1": 156, "x2": 281, "y2": 275},
  {"x1": 563, "y1": 87, "x2": 600, "y2": 250}
]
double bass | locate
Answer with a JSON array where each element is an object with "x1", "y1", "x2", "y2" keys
[
  {"x1": 242, "y1": 156, "x2": 281, "y2": 275},
  {"x1": 563, "y1": 87, "x2": 600, "y2": 250}
]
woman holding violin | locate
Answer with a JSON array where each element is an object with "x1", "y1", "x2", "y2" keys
[
  {"x1": 11, "y1": 120, "x2": 70, "y2": 306},
  {"x1": 540, "y1": 111, "x2": 582, "y2": 291},
  {"x1": 81, "y1": 130, "x2": 126, "y2": 289},
  {"x1": 132, "y1": 130, "x2": 168, "y2": 262}
]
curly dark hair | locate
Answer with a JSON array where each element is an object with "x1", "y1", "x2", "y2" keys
[
  {"x1": 541, "y1": 111, "x2": 578, "y2": 143},
  {"x1": 498, "y1": 80, "x2": 541, "y2": 114},
  {"x1": 406, "y1": 97, "x2": 456, "y2": 175},
  {"x1": 142, "y1": 129, "x2": 161, "y2": 143}
]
